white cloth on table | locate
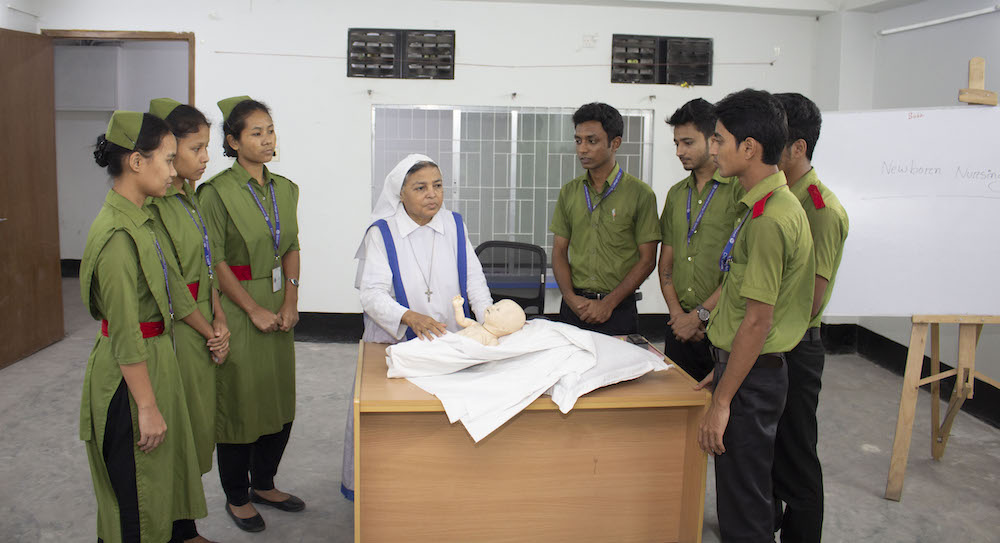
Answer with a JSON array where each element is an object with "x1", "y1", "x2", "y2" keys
[
  {"x1": 358, "y1": 204, "x2": 492, "y2": 343},
  {"x1": 548, "y1": 330, "x2": 672, "y2": 413},
  {"x1": 386, "y1": 319, "x2": 600, "y2": 442},
  {"x1": 387, "y1": 320, "x2": 672, "y2": 441}
]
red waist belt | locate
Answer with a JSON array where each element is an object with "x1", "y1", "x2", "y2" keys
[
  {"x1": 187, "y1": 281, "x2": 199, "y2": 299},
  {"x1": 230, "y1": 265, "x2": 252, "y2": 281},
  {"x1": 101, "y1": 320, "x2": 165, "y2": 338}
]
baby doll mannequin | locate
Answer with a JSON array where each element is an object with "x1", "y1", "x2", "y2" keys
[{"x1": 451, "y1": 296, "x2": 526, "y2": 346}]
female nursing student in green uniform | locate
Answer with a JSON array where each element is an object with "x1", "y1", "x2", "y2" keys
[
  {"x1": 145, "y1": 98, "x2": 230, "y2": 543},
  {"x1": 81, "y1": 111, "x2": 228, "y2": 543},
  {"x1": 197, "y1": 96, "x2": 303, "y2": 533}
]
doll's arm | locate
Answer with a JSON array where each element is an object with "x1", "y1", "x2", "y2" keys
[{"x1": 452, "y1": 296, "x2": 478, "y2": 328}]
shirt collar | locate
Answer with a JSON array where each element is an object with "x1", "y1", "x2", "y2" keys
[
  {"x1": 105, "y1": 189, "x2": 152, "y2": 228},
  {"x1": 684, "y1": 168, "x2": 733, "y2": 189},
  {"x1": 231, "y1": 160, "x2": 274, "y2": 189},
  {"x1": 394, "y1": 204, "x2": 446, "y2": 238},
  {"x1": 739, "y1": 170, "x2": 788, "y2": 208},
  {"x1": 587, "y1": 162, "x2": 622, "y2": 191},
  {"x1": 788, "y1": 167, "x2": 819, "y2": 204}
]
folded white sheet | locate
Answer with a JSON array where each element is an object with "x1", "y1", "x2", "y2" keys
[
  {"x1": 384, "y1": 319, "x2": 669, "y2": 442},
  {"x1": 547, "y1": 331, "x2": 672, "y2": 413},
  {"x1": 387, "y1": 320, "x2": 597, "y2": 442},
  {"x1": 386, "y1": 318, "x2": 594, "y2": 378}
]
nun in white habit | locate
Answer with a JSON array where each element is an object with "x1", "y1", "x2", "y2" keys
[
  {"x1": 341, "y1": 154, "x2": 493, "y2": 499},
  {"x1": 357, "y1": 153, "x2": 493, "y2": 341}
]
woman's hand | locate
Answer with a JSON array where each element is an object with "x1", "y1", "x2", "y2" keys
[
  {"x1": 136, "y1": 405, "x2": 167, "y2": 453},
  {"x1": 277, "y1": 301, "x2": 299, "y2": 332},
  {"x1": 249, "y1": 306, "x2": 281, "y2": 333},
  {"x1": 212, "y1": 346, "x2": 229, "y2": 365},
  {"x1": 401, "y1": 310, "x2": 447, "y2": 341},
  {"x1": 206, "y1": 318, "x2": 230, "y2": 353}
]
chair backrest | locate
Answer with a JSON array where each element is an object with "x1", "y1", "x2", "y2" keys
[{"x1": 474, "y1": 241, "x2": 547, "y2": 316}]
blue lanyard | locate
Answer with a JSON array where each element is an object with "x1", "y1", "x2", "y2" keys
[
  {"x1": 247, "y1": 181, "x2": 281, "y2": 259},
  {"x1": 149, "y1": 228, "x2": 174, "y2": 320},
  {"x1": 685, "y1": 180, "x2": 720, "y2": 246},
  {"x1": 174, "y1": 194, "x2": 214, "y2": 279},
  {"x1": 719, "y1": 208, "x2": 753, "y2": 272},
  {"x1": 583, "y1": 167, "x2": 624, "y2": 213}
]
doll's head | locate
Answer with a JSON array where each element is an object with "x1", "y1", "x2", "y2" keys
[{"x1": 481, "y1": 299, "x2": 527, "y2": 337}]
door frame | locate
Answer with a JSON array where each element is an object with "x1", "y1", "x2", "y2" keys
[{"x1": 40, "y1": 30, "x2": 195, "y2": 103}]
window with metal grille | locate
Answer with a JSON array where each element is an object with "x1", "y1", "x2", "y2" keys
[
  {"x1": 611, "y1": 34, "x2": 712, "y2": 86},
  {"x1": 348, "y1": 28, "x2": 455, "y2": 80},
  {"x1": 371, "y1": 105, "x2": 654, "y2": 260}
]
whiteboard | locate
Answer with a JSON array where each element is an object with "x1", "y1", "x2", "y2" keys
[{"x1": 812, "y1": 106, "x2": 1000, "y2": 317}]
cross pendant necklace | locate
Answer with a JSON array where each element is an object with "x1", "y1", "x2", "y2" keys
[{"x1": 407, "y1": 229, "x2": 436, "y2": 303}]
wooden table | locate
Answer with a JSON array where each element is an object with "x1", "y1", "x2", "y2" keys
[{"x1": 353, "y1": 340, "x2": 710, "y2": 542}]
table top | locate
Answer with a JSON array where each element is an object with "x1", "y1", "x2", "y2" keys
[{"x1": 355, "y1": 338, "x2": 711, "y2": 413}]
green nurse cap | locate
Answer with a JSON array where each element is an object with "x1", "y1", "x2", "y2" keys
[
  {"x1": 105, "y1": 111, "x2": 144, "y2": 150},
  {"x1": 148, "y1": 97, "x2": 183, "y2": 120},
  {"x1": 218, "y1": 95, "x2": 252, "y2": 124}
]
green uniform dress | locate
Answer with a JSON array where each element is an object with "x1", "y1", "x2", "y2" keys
[
  {"x1": 197, "y1": 161, "x2": 299, "y2": 444},
  {"x1": 146, "y1": 180, "x2": 222, "y2": 474},
  {"x1": 788, "y1": 168, "x2": 849, "y2": 328},
  {"x1": 80, "y1": 190, "x2": 207, "y2": 543}
]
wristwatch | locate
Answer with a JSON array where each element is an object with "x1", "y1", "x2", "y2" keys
[
  {"x1": 288, "y1": 278, "x2": 300, "y2": 287},
  {"x1": 696, "y1": 305, "x2": 711, "y2": 323}
]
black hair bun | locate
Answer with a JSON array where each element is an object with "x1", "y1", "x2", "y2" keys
[{"x1": 94, "y1": 135, "x2": 111, "y2": 167}]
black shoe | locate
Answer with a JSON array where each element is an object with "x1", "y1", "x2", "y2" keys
[
  {"x1": 250, "y1": 489, "x2": 306, "y2": 512},
  {"x1": 225, "y1": 502, "x2": 265, "y2": 532}
]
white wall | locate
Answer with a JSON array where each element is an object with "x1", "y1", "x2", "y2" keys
[
  {"x1": 1, "y1": 1, "x2": 40, "y2": 33},
  {"x1": 54, "y1": 40, "x2": 188, "y2": 259},
  {"x1": 871, "y1": 0, "x2": 1000, "y2": 109},
  {"x1": 28, "y1": 0, "x2": 821, "y2": 313}
]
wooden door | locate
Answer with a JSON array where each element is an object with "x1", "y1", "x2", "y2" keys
[{"x1": 0, "y1": 28, "x2": 64, "y2": 368}]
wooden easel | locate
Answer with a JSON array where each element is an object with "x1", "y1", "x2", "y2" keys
[
  {"x1": 884, "y1": 315, "x2": 1000, "y2": 501},
  {"x1": 959, "y1": 57, "x2": 997, "y2": 106}
]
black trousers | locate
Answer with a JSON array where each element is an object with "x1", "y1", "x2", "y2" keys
[
  {"x1": 772, "y1": 331, "x2": 826, "y2": 542},
  {"x1": 663, "y1": 318, "x2": 714, "y2": 382},
  {"x1": 100, "y1": 381, "x2": 197, "y2": 543},
  {"x1": 102, "y1": 379, "x2": 140, "y2": 543},
  {"x1": 558, "y1": 295, "x2": 638, "y2": 336},
  {"x1": 217, "y1": 422, "x2": 294, "y2": 506},
  {"x1": 713, "y1": 357, "x2": 788, "y2": 543}
]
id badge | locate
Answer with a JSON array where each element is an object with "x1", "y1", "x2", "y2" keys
[{"x1": 272, "y1": 266, "x2": 282, "y2": 292}]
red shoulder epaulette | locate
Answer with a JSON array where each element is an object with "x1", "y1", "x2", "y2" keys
[
  {"x1": 751, "y1": 191, "x2": 775, "y2": 218},
  {"x1": 807, "y1": 184, "x2": 826, "y2": 210}
]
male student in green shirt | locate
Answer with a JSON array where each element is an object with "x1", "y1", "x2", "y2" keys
[
  {"x1": 550, "y1": 102, "x2": 661, "y2": 335},
  {"x1": 658, "y1": 98, "x2": 745, "y2": 381},
  {"x1": 771, "y1": 92, "x2": 849, "y2": 543},
  {"x1": 695, "y1": 89, "x2": 815, "y2": 542}
]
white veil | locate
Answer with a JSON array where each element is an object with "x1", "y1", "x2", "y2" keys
[{"x1": 354, "y1": 153, "x2": 436, "y2": 289}]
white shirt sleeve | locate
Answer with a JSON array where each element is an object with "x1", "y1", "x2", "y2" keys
[
  {"x1": 463, "y1": 222, "x2": 494, "y2": 321},
  {"x1": 359, "y1": 227, "x2": 409, "y2": 340}
]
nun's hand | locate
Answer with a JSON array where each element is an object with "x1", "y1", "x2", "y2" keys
[{"x1": 401, "y1": 310, "x2": 448, "y2": 341}]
